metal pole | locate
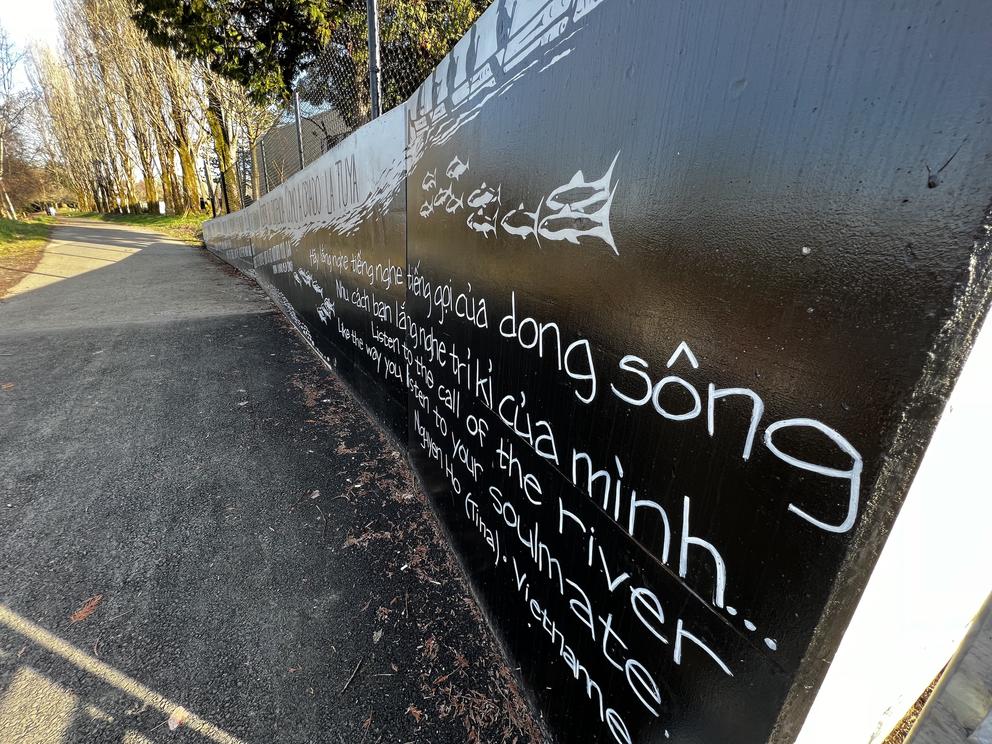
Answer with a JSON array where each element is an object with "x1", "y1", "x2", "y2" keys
[
  {"x1": 260, "y1": 141, "x2": 271, "y2": 194},
  {"x1": 234, "y1": 148, "x2": 246, "y2": 206},
  {"x1": 202, "y1": 155, "x2": 216, "y2": 218},
  {"x1": 293, "y1": 90, "x2": 306, "y2": 171},
  {"x1": 366, "y1": 0, "x2": 382, "y2": 119}
]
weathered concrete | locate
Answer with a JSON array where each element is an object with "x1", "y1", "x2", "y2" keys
[
  {"x1": 0, "y1": 219, "x2": 540, "y2": 743},
  {"x1": 906, "y1": 594, "x2": 992, "y2": 744}
]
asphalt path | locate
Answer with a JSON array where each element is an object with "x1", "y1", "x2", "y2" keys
[{"x1": 0, "y1": 219, "x2": 541, "y2": 744}]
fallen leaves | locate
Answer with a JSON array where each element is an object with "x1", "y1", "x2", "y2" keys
[
  {"x1": 70, "y1": 594, "x2": 103, "y2": 623},
  {"x1": 1, "y1": 382, "x2": 15, "y2": 391},
  {"x1": 167, "y1": 706, "x2": 189, "y2": 731},
  {"x1": 336, "y1": 441, "x2": 359, "y2": 455},
  {"x1": 407, "y1": 704, "x2": 424, "y2": 723},
  {"x1": 342, "y1": 530, "x2": 392, "y2": 549},
  {"x1": 422, "y1": 636, "x2": 438, "y2": 660}
]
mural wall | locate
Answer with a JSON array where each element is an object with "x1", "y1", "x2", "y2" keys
[
  {"x1": 205, "y1": 107, "x2": 408, "y2": 436},
  {"x1": 202, "y1": 1, "x2": 992, "y2": 742}
]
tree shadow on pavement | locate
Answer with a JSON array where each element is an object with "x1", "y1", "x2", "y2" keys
[{"x1": 0, "y1": 220, "x2": 544, "y2": 743}]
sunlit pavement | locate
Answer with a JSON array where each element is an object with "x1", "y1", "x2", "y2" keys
[
  {"x1": 3, "y1": 224, "x2": 142, "y2": 299},
  {"x1": 0, "y1": 220, "x2": 527, "y2": 744},
  {"x1": 0, "y1": 605, "x2": 244, "y2": 744}
]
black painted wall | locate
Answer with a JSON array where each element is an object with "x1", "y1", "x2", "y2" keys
[
  {"x1": 206, "y1": 107, "x2": 408, "y2": 437},
  {"x1": 203, "y1": 2, "x2": 992, "y2": 742}
]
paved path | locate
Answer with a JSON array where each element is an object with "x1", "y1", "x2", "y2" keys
[
  {"x1": 2, "y1": 222, "x2": 143, "y2": 301},
  {"x1": 0, "y1": 220, "x2": 539, "y2": 744}
]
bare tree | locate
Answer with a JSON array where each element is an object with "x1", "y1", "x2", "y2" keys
[
  {"x1": 203, "y1": 70, "x2": 243, "y2": 213},
  {"x1": 29, "y1": 0, "x2": 265, "y2": 217},
  {"x1": 0, "y1": 24, "x2": 35, "y2": 218},
  {"x1": 232, "y1": 93, "x2": 279, "y2": 203}
]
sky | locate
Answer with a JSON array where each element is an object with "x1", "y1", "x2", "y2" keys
[
  {"x1": 0, "y1": 0, "x2": 60, "y2": 48},
  {"x1": 1, "y1": 0, "x2": 60, "y2": 87}
]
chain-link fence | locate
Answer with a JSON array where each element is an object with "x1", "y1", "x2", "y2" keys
[{"x1": 233, "y1": 0, "x2": 492, "y2": 204}]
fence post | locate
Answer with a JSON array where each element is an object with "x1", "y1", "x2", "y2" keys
[
  {"x1": 202, "y1": 154, "x2": 216, "y2": 218},
  {"x1": 367, "y1": 0, "x2": 382, "y2": 119},
  {"x1": 260, "y1": 140, "x2": 271, "y2": 194},
  {"x1": 234, "y1": 147, "x2": 246, "y2": 206},
  {"x1": 293, "y1": 90, "x2": 306, "y2": 171}
]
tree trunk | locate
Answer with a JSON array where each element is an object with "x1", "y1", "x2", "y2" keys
[
  {"x1": 249, "y1": 141, "x2": 261, "y2": 202},
  {"x1": 176, "y1": 145, "x2": 201, "y2": 215},
  {"x1": 154, "y1": 132, "x2": 178, "y2": 214},
  {"x1": 0, "y1": 139, "x2": 17, "y2": 220},
  {"x1": 91, "y1": 182, "x2": 104, "y2": 213},
  {"x1": 142, "y1": 172, "x2": 157, "y2": 210},
  {"x1": 135, "y1": 133, "x2": 157, "y2": 211},
  {"x1": 1, "y1": 185, "x2": 16, "y2": 220},
  {"x1": 205, "y1": 88, "x2": 241, "y2": 213}
]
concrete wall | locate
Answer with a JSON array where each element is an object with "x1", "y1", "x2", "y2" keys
[{"x1": 202, "y1": 1, "x2": 992, "y2": 742}]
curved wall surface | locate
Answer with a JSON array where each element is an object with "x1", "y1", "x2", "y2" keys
[{"x1": 202, "y1": 2, "x2": 992, "y2": 742}]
